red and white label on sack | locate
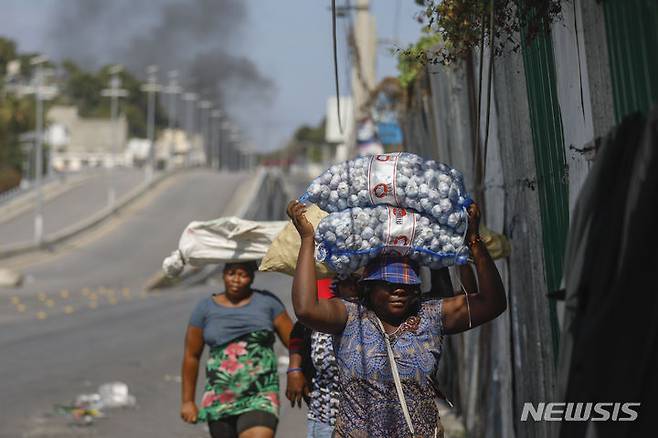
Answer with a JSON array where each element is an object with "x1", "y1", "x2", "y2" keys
[
  {"x1": 381, "y1": 206, "x2": 416, "y2": 256},
  {"x1": 368, "y1": 153, "x2": 401, "y2": 206}
]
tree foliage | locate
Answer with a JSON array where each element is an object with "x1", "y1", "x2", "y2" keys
[
  {"x1": 414, "y1": 0, "x2": 563, "y2": 64},
  {"x1": 397, "y1": 33, "x2": 442, "y2": 88},
  {"x1": 0, "y1": 36, "x2": 170, "y2": 190}
]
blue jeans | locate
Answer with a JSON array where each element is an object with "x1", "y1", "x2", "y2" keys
[{"x1": 306, "y1": 419, "x2": 334, "y2": 438}]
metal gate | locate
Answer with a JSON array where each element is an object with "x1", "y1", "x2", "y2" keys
[
  {"x1": 521, "y1": 29, "x2": 570, "y2": 358},
  {"x1": 603, "y1": 0, "x2": 658, "y2": 122}
]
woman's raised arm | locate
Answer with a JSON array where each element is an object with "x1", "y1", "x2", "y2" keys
[
  {"x1": 287, "y1": 201, "x2": 347, "y2": 334},
  {"x1": 442, "y1": 203, "x2": 507, "y2": 334}
]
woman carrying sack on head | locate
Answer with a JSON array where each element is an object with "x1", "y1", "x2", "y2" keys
[
  {"x1": 286, "y1": 200, "x2": 507, "y2": 438},
  {"x1": 180, "y1": 261, "x2": 294, "y2": 438}
]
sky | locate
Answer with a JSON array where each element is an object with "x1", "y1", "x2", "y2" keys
[{"x1": 0, "y1": 0, "x2": 424, "y2": 152}]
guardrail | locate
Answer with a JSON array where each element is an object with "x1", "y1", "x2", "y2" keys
[{"x1": 0, "y1": 174, "x2": 62, "y2": 206}]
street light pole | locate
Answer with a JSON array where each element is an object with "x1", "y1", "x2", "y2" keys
[
  {"x1": 182, "y1": 92, "x2": 197, "y2": 167},
  {"x1": 101, "y1": 65, "x2": 128, "y2": 209},
  {"x1": 33, "y1": 59, "x2": 45, "y2": 245},
  {"x1": 141, "y1": 65, "x2": 160, "y2": 181},
  {"x1": 229, "y1": 125, "x2": 240, "y2": 172},
  {"x1": 210, "y1": 109, "x2": 222, "y2": 170},
  {"x1": 25, "y1": 56, "x2": 58, "y2": 245},
  {"x1": 198, "y1": 100, "x2": 212, "y2": 167},
  {"x1": 162, "y1": 71, "x2": 181, "y2": 168},
  {"x1": 220, "y1": 120, "x2": 231, "y2": 171}
]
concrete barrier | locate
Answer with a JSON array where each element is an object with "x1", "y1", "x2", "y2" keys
[{"x1": 238, "y1": 168, "x2": 294, "y2": 221}]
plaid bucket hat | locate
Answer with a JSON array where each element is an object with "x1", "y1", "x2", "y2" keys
[{"x1": 360, "y1": 256, "x2": 421, "y2": 285}]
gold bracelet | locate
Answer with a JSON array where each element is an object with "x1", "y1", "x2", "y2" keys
[{"x1": 468, "y1": 234, "x2": 482, "y2": 248}]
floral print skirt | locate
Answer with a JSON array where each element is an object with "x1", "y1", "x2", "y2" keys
[{"x1": 198, "y1": 329, "x2": 280, "y2": 422}]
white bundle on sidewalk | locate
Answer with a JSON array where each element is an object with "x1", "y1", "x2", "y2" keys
[{"x1": 162, "y1": 217, "x2": 287, "y2": 277}]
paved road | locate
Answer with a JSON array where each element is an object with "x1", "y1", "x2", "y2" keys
[
  {"x1": 0, "y1": 169, "x2": 307, "y2": 437},
  {"x1": 0, "y1": 168, "x2": 145, "y2": 247}
]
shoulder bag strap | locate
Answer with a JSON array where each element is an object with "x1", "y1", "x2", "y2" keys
[{"x1": 376, "y1": 317, "x2": 415, "y2": 436}]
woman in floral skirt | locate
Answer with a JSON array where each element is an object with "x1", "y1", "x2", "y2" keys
[{"x1": 180, "y1": 261, "x2": 294, "y2": 438}]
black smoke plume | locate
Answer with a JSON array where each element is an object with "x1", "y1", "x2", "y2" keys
[{"x1": 47, "y1": 0, "x2": 274, "y2": 109}]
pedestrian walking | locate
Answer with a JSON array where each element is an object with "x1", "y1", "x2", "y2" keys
[
  {"x1": 286, "y1": 200, "x2": 507, "y2": 438},
  {"x1": 285, "y1": 275, "x2": 360, "y2": 438},
  {"x1": 180, "y1": 261, "x2": 294, "y2": 438}
]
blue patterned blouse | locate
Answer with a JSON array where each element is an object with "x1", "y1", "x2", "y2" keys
[{"x1": 332, "y1": 298, "x2": 444, "y2": 438}]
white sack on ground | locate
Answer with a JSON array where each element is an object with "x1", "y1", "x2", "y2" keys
[
  {"x1": 162, "y1": 217, "x2": 287, "y2": 277},
  {"x1": 299, "y1": 152, "x2": 472, "y2": 232}
]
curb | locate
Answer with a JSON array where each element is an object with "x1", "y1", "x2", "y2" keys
[{"x1": 0, "y1": 170, "x2": 179, "y2": 260}]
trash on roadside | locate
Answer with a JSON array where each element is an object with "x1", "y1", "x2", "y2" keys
[
  {"x1": 54, "y1": 393, "x2": 105, "y2": 426},
  {"x1": 54, "y1": 381, "x2": 136, "y2": 426},
  {"x1": 74, "y1": 393, "x2": 104, "y2": 411},
  {"x1": 0, "y1": 268, "x2": 24, "y2": 287},
  {"x1": 98, "y1": 381, "x2": 136, "y2": 408},
  {"x1": 53, "y1": 405, "x2": 103, "y2": 426},
  {"x1": 164, "y1": 374, "x2": 182, "y2": 383}
]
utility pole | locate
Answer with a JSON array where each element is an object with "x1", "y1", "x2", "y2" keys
[
  {"x1": 28, "y1": 56, "x2": 57, "y2": 245},
  {"x1": 182, "y1": 92, "x2": 198, "y2": 167},
  {"x1": 161, "y1": 71, "x2": 182, "y2": 168},
  {"x1": 351, "y1": 0, "x2": 377, "y2": 120},
  {"x1": 198, "y1": 100, "x2": 212, "y2": 166},
  {"x1": 220, "y1": 120, "x2": 231, "y2": 171},
  {"x1": 141, "y1": 65, "x2": 160, "y2": 181},
  {"x1": 228, "y1": 125, "x2": 240, "y2": 172},
  {"x1": 101, "y1": 65, "x2": 128, "y2": 209},
  {"x1": 210, "y1": 109, "x2": 222, "y2": 170}
]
